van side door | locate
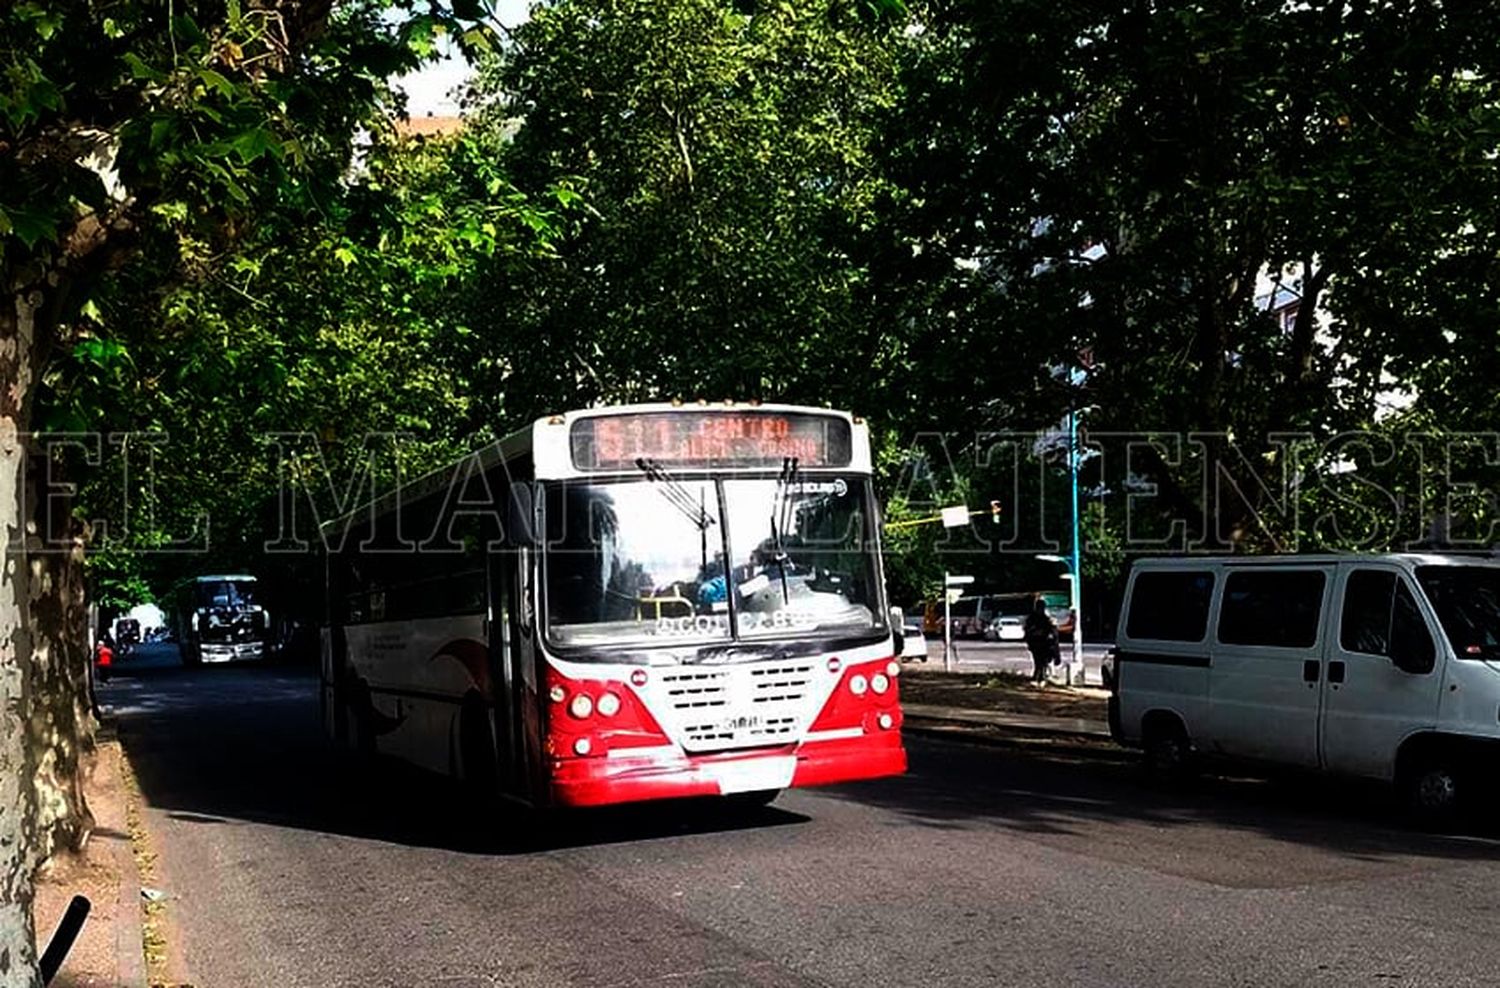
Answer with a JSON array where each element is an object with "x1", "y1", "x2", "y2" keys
[
  {"x1": 1207, "y1": 566, "x2": 1332, "y2": 768},
  {"x1": 1320, "y1": 565, "x2": 1442, "y2": 780}
]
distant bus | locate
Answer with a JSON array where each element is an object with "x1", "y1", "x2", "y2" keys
[
  {"x1": 321, "y1": 403, "x2": 907, "y2": 809},
  {"x1": 173, "y1": 575, "x2": 270, "y2": 665}
]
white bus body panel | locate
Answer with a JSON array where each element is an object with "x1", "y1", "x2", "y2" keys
[{"x1": 343, "y1": 615, "x2": 487, "y2": 776}]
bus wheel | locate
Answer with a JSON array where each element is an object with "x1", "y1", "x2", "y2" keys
[
  {"x1": 460, "y1": 697, "x2": 497, "y2": 797},
  {"x1": 339, "y1": 680, "x2": 377, "y2": 759}
]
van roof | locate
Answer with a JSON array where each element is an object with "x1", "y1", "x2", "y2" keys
[{"x1": 1130, "y1": 553, "x2": 1500, "y2": 570}]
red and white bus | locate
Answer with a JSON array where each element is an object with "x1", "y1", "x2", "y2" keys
[{"x1": 321, "y1": 403, "x2": 907, "y2": 808}]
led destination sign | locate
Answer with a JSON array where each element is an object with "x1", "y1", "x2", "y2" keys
[{"x1": 570, "y1": 411, "x2": 853, "y2": 471}]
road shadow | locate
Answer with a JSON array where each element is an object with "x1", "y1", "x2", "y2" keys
[
  {"x1": 102, "y1": 664, "x2": 808, "y2": 856},
  {"x1": 821, "y1": 730, "x2": 1500, "y2": 886}
]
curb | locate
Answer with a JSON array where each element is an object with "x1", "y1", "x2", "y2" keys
[
  {"x1": 112, "y1": 825, "x2": 147, "y2": 988},
  {"x1": 902, "y1": 712, "x2": 1133, "y2": 760},
  {"x1": 901, "y1": 703, "x2": 1113, "y2": 739},
  {"x1": 904, "y1": 715, "x2": 1109, "y2": 741},
  {"x1": 903, "y1": 722, "x2": 1137, "y2": 762},
  {"x1": 97, "y1": 724, "x2": 148, "y2": 988}
]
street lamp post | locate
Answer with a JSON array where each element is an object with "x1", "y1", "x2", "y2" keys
[
  {"x1": 1067, "y1": 405, "x2": 1084, "y2": 685},
  {"x1": 1035, "y1": 558, "x2": 1084, "y2": 686},
  {"x1": 942, "y1": 573, "x2": 973, "y2": 673}
]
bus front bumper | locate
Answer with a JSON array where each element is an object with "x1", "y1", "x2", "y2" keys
[
  {"x1": 548, "y1": 733, "x2": 907, "y2": 808},
  {"x1": 201, "y1": 642, "x2": 265, "y2": 663}
]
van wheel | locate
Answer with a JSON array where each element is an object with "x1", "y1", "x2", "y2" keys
[
  {"x1": 1400, "y1": 754, "x2": 1464, "y2": 827},
  {"x1": 1142, "y1": 717, "x2": 1194, "y2": 782}
]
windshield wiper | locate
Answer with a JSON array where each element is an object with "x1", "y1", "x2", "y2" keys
[
  {"x1": 635, "y1": 458, "x2": 714, "y2": 532},
  {"x1": 768, "y1": 456, "x2": 799, "y2": 605}
]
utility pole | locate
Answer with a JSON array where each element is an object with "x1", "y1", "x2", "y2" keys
[
  {"x1": 943, "y1": 573, "x2": 973, "y2": 672},
  {"x1": 1068, "y1": 405, "x2": 1084, "y2": 685}
]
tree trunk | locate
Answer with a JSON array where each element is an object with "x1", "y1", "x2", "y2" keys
[
  {"x1": 25, "y1": 450, "x2": 95, "y2": 868},
  {"x1": 0, "y1": 284, "x2": 42, "y2": 988}
]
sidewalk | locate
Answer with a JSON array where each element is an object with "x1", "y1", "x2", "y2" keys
[
  {"x1": 902, "y1": 702, "x2": 1111, "y2": 739},
  {"x1": 32, "y1": 733, "x2": 147, "y2": 988},
  {"x1": 898, "y1": 666, "x2": 1113, "y2": 743}
]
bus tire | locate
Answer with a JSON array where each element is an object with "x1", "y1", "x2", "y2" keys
[
  {"x1": 460, "y1": 697, "x2": 497, "y2": 797},
  {"x1": 340, "y1": 679, "x2": 376, "y2": 759}
]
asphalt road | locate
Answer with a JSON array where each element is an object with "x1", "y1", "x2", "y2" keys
[{"x1": 103, "y1": 642, "x2": 1500, "y2": 988}]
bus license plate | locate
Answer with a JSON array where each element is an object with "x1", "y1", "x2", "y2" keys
[{"x1": 709, "y1": 756, "x2": 796, "y2": 795}]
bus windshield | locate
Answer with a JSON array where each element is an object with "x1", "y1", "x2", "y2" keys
[
  {"x1": 1415, "y1": 565, "x2": 1500, "y2": 659},
  {"x1": 196, "y1": 580, "x2": 256, "y2": 608},
  {"x1": 543, "y1": 476, "x2": 884, "y2": 649}
]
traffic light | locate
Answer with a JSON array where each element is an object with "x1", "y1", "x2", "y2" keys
[{"x1": 989, "y1": 499, "x2": 1002, "y2": 523}]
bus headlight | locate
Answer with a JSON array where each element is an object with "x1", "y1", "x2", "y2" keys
[
  {"x1": 569, "y1": 694, "x2": 594, "y2": 719},
  {"x1": 573, "y1": 737, "x2": 592, "y2": 756},
  {"x1": 886, "y1": 661, "x2": 901, "y2": 678},
  {"x1": 849, "y1": 674, "x2": 868, "y2": 696},
  {"x1": 871, "y1": 673, "x2": 890, "y2": 694},
  {"x1": 549, "y1": 685, "x2": 567, "y2": 703},
  {"x1": 597, "y1": 692, "x2": 621, "y2": 717},
  {"x1": 878, "y1": 712, "x2": 894, "y2": 730}
]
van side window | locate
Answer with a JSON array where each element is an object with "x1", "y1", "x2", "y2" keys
[
  {"x1": 1341, "y1": 569, "x2": 1395, "y2": 656},
  {"x1": 1390, "y1": 581, "x2": 1435, "y2": 669},
  {"x1": 1340, "y1": 570, "x2": 1435, "y2": 668},
  {"x1": 1126, "y1": 571, "x2": 1214, "y2": 641},
  {"x1": 1218, "y1": 570, "x2": 1325, "y2": 648}
]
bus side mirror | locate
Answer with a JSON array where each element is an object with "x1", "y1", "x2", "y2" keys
[
  {"x1": 506, "y1": 485, "x2": 538, "y2": 548},
  {"x1": 890, "y1": 606, "x2": 905, "y2": 655}
]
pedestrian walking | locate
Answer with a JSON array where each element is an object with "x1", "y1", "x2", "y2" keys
[
  {"x1": 1022, "y1": 595, "x2": 1059, "y2": 685},
  {"x1": 95, "y1": 635, "x2": 114, "y2": 684}
]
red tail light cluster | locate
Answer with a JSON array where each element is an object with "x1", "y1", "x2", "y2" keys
[
  {"x1": 809, "y1": 657, "x2": 902, "y2": 734},
  {"x1": 545, "y1": 667, "x2": 669, "y2": 759}
]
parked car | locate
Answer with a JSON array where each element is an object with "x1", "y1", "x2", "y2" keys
[
  {"x1": 900, "y1": 616, "x2": 930, "y2": 662},
  {"x1": 984, "y1": 615, "x2": 1026, "y2": 641},
  {"x1": 1111, "y1": 553, "x2": 1500, "y2": 823},
  {"x1": 1049, "y1": 605, "x2": 1075, "y2": 642}
]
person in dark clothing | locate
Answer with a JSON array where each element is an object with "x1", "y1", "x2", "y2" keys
[{"x1": 1022, "y1": 595, "x2": 1059, "y2": 684}]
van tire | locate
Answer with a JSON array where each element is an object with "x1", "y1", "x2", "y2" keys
[
  {"x1": 1399, "y1": 751, "x2": 1464, "y2": 828},
  {"x1": 1142, "y1": 715, "x2": 1194, "y2": 783}
]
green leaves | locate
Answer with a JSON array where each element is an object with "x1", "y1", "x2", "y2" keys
[{"x1": 481, "y1": 0, "x2": 907, "y2": 416}]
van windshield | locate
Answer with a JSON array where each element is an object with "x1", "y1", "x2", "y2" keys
[{"x1": 1414, "y1": 566, "x2": 1500, "y2": 659}]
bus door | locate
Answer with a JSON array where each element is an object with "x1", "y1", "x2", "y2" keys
[{"x1": 487, "y1": 546, "x2": 528, "y2": 797}]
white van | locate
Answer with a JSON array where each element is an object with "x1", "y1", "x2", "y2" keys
[{"x1": 1109, "y1": 554, "x2": 1500, "y2": 819}]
